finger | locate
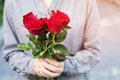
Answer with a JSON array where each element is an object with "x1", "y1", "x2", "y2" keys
[
  {"x1": 53, "y1": 58, "x2": 57, "y2": 61},
  {"x1": 42, "y1": 68, "x2": 61, "y2": 78},
  {"x1": 43, "y1": 62, "x2": 63, "y2": 73},
  {"x1": 35, "y1": 67, "x2": 42, "y2": 77},
  {"x1": 45, "y1": 58, "x2": 63, "y2": 67},
  {"x1": 37, "y1": 67, "x2": 50, "y2": 78}
]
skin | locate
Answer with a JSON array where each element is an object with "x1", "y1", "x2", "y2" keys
[{"x1": 33, "y1": 58, "x2": 64, "y2": 78}]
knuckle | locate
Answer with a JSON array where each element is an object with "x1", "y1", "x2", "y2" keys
[
  {"x1": 59, "y1": 68, "x2": 62, "y2": 73},
  {"x1": 56, "y1": 63, "x2": 60, "y2": 67},
  {"x1": 52, "y1": 73, "x2": 55, "y2": 77},
  {"x1": 37, "y1": 72, "x2": 42, "y2": 77},
  {"x1": 54, "y1": 68, "x2": 57, "y2": 72}
]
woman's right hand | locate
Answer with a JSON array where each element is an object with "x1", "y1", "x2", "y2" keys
[
  {"x1": 33, "y1": 58, "x2": 50, "y2": 78},
  {"x1": 33, "y1": 58, "x2": 64, "y2": 78}
]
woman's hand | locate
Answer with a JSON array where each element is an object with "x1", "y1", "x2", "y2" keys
[
  {"x1": 33, "y1": 58, "x2": 50, "y2": 78},
  {"x1": 43, "y1": 58, "x2": 64, "y2": 78},
  {"x1": 33, "y1": 58, "x2": 64, "y2": 78}
]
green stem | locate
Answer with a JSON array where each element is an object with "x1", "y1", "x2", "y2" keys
[
  {"x1": 51, "y1": 33, "x2": 56, "y2": 49},
  {"x1": 39, "y1": 48, "x2": 47, "y2": 57},
  {"x1": 35, "y1": 35, "x2": 41, "y2": 49}
]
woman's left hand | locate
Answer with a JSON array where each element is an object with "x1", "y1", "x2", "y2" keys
[{"x1": 39, "y1": 58, "x2": 64, "y2": 78}]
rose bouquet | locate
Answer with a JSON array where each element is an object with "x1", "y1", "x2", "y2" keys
[{"x1": 18, "y1": 10, "x2": 74, "y2": 80}]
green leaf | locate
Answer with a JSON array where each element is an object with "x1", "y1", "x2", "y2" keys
[
  {"x1": 28, "y1": 41, "x2": 35, "y2": 49},
  {"x1": 18, "y1": 43, "x2": 30, "y2": 51},
  {"x1": 32, "y1": 48, "x2": 40, "y2": 57},
  {"x1": 52, "y1": 54, "x2": 66, "y2": 62},
  {"x1": 18, "y1": 41, "x2": 35, "y2": 51},
  {"x1": 55, "y1": 29, "x2": 67, "y2": 43},
  {"x1": 64, "y1": 52, "x2": 75, "y2": 56},
  {"x1": 53, "y1": 44, "x2": 75, "y2": 57},
  {"x1": 44, "y1": 48, "x2": 52, "y2": 60},
  {"x1": 54, "y1": 44, "x2": 68, "y2": 54},
  {"x1": 68, "y1": 52, "x2": 75, "y2": 56}
]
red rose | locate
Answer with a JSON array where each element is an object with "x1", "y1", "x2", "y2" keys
[
  {"x1": 23, "y1": 12, "x2": 47, "y2": 35},
  {"x1": 46, "y1": 10, "x2": 70, "y2": 33}
]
